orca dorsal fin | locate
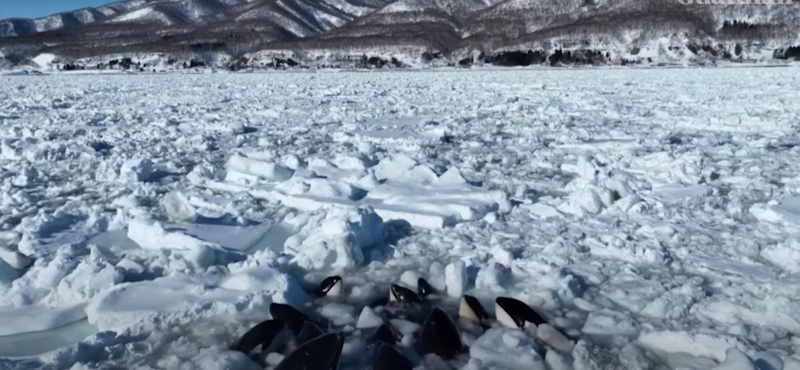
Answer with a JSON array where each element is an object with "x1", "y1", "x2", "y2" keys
[
  {"x1": 230, "y1": 319, "x2": 285, "y2": 355},
  {"x1": 420, "y1": 307, "x2": 464, "y2": 359}
]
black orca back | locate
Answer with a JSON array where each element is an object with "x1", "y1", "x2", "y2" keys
[
  {"x1": 495, "y1": 297, "x2": 546, "y2": 327},
  {"x1": 419, "y1": 307, "x2": 463, "y2": 359},
  {"x1": 230, "y1": 319, "x2": 285, "y2": 355},
  {"x1": 274, "y1": 333, "x2": 344, "y2": 370},
  {"x1": 296, "y1": 321, "x2": 325, "y2": 345},
  {"x1": 270, "y1": 303, "x2": 311, "y2": 333},
  {"x1": 330, "y1": 331, "x2": 345, "y2": 370},
  {"x1": 369, "y1": 296, "x2": 390, "y2": 308},
  {"x1": 370, "y1": 324, "x2": 398, "y2": 346},
  {"x1": 373, "y1": 343, "x2": 413, "y2": 370}
]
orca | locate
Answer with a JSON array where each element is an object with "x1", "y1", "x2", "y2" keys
[
  {"x1": 273, "y1": 333, "x2": 345, "y2": 370},
  {"x1": 230, "y1": 319, "x2": 285, "y2": 355},
  {"x1": 390, "y1": 284, "x2": 422, "y2": 304},
  {"x1": 417, "y1": 278, "x2": 435, "y2": 298},
  {"x1": 270, "y1": 303, "x2": 311, "y2": 333},
  {"x1": 459, "y1": 295, "x2": 489, "y2": 324},
  {"x1": 370, "y1": 283, "x2": 423, "y2": 308},
  {"x1": 369, "y1": 296, "x2": 390, "y2": 308},
  {"x1": 373, "y1": 343, "x2": 414, "y2": 370},
  {"x1": 295, "y1": 321, "x2": 325, "y2": 345},
  {"x1": 370, "y1": 323, "x2": 398, "y2": 345},
  {"x1": 494, "y1": 297, "x2": 546, "y2": 329},
  {"x1": 419, "y1": 307, "x2": 464, "y2": 359},
  {"x1": 317, "y1": 276, "x2": 343, "y2": 298},
  {"x1": 330, "y1": 330, "x2": 346, "y2": 370}
]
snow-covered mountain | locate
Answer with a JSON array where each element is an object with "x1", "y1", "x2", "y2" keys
[
  {"x1": 1, "y1": 0, "x2": 799, "y2": 69},
  {"x1": 0, "y1": 1, "x2": 162, "y2": 37}
]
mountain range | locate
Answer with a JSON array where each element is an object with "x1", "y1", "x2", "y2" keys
[{"x1": 1, "y1": 0, "x2": 799, "y2": 69}]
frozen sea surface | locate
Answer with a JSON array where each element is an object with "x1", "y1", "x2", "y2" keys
[{"x1": 1, "y1": 68, "x2": 800, "y2": 369}]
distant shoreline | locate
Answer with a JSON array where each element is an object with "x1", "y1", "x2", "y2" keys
[{"x1": 3, "y1": 62, "x2": 796, "y2": 77}]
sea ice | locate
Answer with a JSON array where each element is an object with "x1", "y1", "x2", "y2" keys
[
  {"x1": 283, "y1": 207, "x2": 384, "y2": 270},
  {"x1": 445, "y1": 261, "x2": 467, "y2": 298},
  {"x1": 356, "y1": 306, "x2": 382, "y2": 329},
  {"x1": 119, "y1": 157, "x2": 153, "y2": 182},
  {"x1": 390, "y1": 319, "x2": 421, "y2": 335},
  {"x1": 0, "y1": 68, "x2": 798, "y2": 368},
  {"x1": 469, "y1": 328, "x2": 545, "y2": 370},
  {"x1": 87, "y1": 269, "x2": 303, "y2": 333}
]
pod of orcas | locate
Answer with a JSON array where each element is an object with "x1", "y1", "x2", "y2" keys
[{"x1": 231, "y1": 275, "x2": 565, "y2": 370}]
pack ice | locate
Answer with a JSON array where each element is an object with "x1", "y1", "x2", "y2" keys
[{"x1": 0, "y1": 68, "x2": 799, "y2": 370}]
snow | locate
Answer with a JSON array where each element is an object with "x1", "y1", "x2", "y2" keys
[
  {"x1": 119, "y1": 157, "x2": 153, "y2": 182},
  {"x1": 399, "y1": 270, "x2": 421, "y2": 288},
  {"x1": 636, "y1": 331, "x2": 745, "y2": 362},
  {"x1": 265, "y1": 352, "x2": 284, "y2": 366},
  {"x1": 162, "y1": 191, "x2": 198, "y2": 222},
  {"x1": 536, "y1": 324, "x2": 574, "y2": 354},
  {"x1": 389, "y1": 319, "x2": 420, "y2": 335},
  {"x1": 469, "y1": 328, "x2": 545, "y2": 370},
  {"x1": 32, "y1": 54, "x2": 56, "y2": 69},
  {"x1": 283, "y1": 207, "x2": 384, "y2": 270},
  {"x1": 474, "y1": 263, "x2": 510, "y2": 292},
  {"x1": 0, "y1": 247, "x2": 33, "y2": 270},
  {"x1": 112, "y1": 8, "x2": 156, "y2": 22},
  {"x1": 34, "y1": 16, "x2": 64, "y2": 33},
  {"x1": 0, "y1": 68, "x2": 800, "y2": 368},
  {"x1": 0, "y1": 304, "x2": 87, "y2": 336},
  {"x1": 752, "y1": 197, "x2": 800, "y2": 227},
  {"x1": 491, "y1": 246, "x2": 513, "y2": 266},
  {"x1": 712, "y1": 348, "x2": 757, "y2": 370},
  {"x1": 127, "y1": 218, "x2": 212, "y2": 251},
  {"x1": 320, "y1": 302, "x2": 356, "y2": 326},
  {"x1": 443, "y1": 260, "x2": 467, "y2": 298},
  {"x1": 226, "y1": 154, "x2": 294, "y2": 183},
  {"x1": 545, "y1": 351, "x2": 573, "y2": 370},
  {"x1": 355, "y1": 306, "x2": 382, "y2": 329},
  {"x1": 581, "y1": 309, "x2": 639, "y2": 337},
  {"x1": 0, "y1": 318, "x2": 97, "y2": 358},
  {"x1": 219, "y1": 265, "x2": 296, "y2": 292},
  {"x1": 86, "y1": 268, "x2": 303, "y2": 333}
]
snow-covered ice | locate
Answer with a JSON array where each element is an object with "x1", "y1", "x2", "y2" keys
[
  {"x1": 470, "y1": 328, "x2": 545, "y2": 370},
  {"x1": 390, "y1": 318, "x2": 421, "y2": 336},
  {"x1": 356, "y1": 306, "x2": 382, "y2": 329},
  {"x1": 1, "y1": 68, "x2": 800, "y2": 369},
  {"x1": 445, "y1": 260, "x2": 467, "y2": 298}
]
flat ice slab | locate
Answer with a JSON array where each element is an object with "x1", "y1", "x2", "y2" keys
[
  {"x1": 0, "y1": 304, "x2": 87, "y2": 336},
  {"x1": 0, "y1": 319, "x2": 97, "y2": 358},
  {"x1": 201, "y1": 154, "x2": 510, "y2": 230}
]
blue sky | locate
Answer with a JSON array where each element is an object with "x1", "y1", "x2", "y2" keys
[{"x1": 1, "y1": 0, "x2": 114, "y2": 19}]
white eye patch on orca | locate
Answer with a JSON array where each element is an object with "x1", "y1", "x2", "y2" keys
[
  {"x1": 459, "y1": 295, "x2": 489, "y2": 323},
  {"x1": 318, "y1": 276, "x2": 343, "y2": 297},
  {"x1": 417, "y1": 277, "x2": 435, "y2": 297},
  {"x1": 390, "y1": 284, "x2": 422, "y2": 304}
]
